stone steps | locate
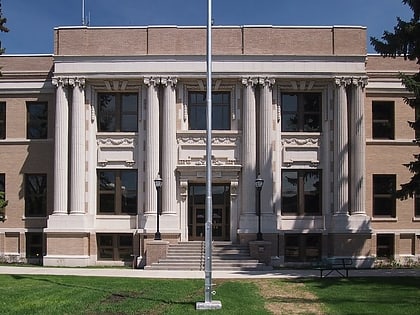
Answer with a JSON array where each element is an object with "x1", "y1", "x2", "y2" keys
[{"x1": 145, "y1": 241, "x2": 272, "y2": 271}]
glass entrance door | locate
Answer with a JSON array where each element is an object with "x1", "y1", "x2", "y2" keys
[{"x1": 188, "y1": 184, "x2": 230, "y2": 241}]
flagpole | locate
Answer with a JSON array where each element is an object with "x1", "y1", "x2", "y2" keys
[{"x1": 196, "y1": 0, "x2": 221, "y2": 309}]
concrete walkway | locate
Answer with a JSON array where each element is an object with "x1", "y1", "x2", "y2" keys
[{"x1": 1, "y1": 266, "x2": 420, "y2": 279}]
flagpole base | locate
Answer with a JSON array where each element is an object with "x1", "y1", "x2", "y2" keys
[{"x1": 196, "y1": 301, "x2": 222, "y2": 310}]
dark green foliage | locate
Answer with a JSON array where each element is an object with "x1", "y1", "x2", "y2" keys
[{"x1": 371, "y1": 0, "x2": 420, "y2": 200}]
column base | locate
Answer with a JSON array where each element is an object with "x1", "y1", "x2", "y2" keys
[
  {"x1": 331, "y1": 213, "x2": 371, "y2": 233},
  {"x1": 196, "y1": 301, "x2": 222, "y2": 310}
]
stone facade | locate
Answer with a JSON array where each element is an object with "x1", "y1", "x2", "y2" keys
[{"x1": 0, "y1": 25, "x2": 418, "y2": 267}]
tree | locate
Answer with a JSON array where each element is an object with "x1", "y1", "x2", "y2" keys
[
  {"x1": 371, "y1": 0, "x2": 420, "y2": 200},
  {"x1": 0, "y1": 0, "x2": 8, "y2": 54}
]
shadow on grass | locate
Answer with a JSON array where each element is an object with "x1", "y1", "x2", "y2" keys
[{"x1": 10, "y1": 274, "x2": 197, "y2": 307}]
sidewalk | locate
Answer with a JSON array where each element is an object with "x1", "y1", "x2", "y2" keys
[{"x1": 1, "y1": 266, "x2": 420, "y2": 279}]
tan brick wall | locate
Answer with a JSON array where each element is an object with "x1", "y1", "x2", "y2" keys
[
  {"x1": 399, "y1": 234, "x2": 415, "y2": 255},
  {"x1": 54, "y1": 26, "x2": 366, "y2": 57},
  {"x1": 329, "y1": 234, "x2": 372, "y2": 257},
  {"x1": 47, "y1": 234, "x2": 89, "y2": 256},
  {"x1": 366, "y1": 55, "x2": 418, "y2": 72},
  {"x1": 4, "y1": 232, "x2": 20, "y2": 253},
  {"x1": 0, "y1": 55, "x2": 53, "y2": 74},
  {"x1": 0, "y1": 92, "x2": 54, "y2": 229}
]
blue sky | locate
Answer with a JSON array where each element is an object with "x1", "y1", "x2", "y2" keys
[{"x1": 1, "y1": 0, "x2": 413, "y2": 54}]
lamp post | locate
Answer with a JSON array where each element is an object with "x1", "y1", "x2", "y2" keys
[
  {"x1": 154, "y1": 173, "x2": 163, "y2": 240},
  {"x1": 255, "y1": 175, "x2": 264, "y2": 241}
]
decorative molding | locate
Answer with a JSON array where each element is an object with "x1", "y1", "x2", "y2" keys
[
  {"x1": 161, "y1": 77, "x2": 178, "y2": 87},
  {"x1": 241, "y1": 77, "x2": 259, "y2": 87},
  {"x1": 143, "y1": 77, "x2": 161, "y2": 87},
  {"x1": 281, "y1": 137, "x2": 319, "y2": 146},
  {"x1": 180, "y1": 180, "x2": 188, "y2": 201},
  {"x1": 230, "y1": 181, "x2": 239, "y2": 200},
  {"x1": 352, "y1": 77, "x2": 368, "y2": 88},
  {"x1": 52, "y1": 77, "x2": 69, "y2": 87},
  {"x1": 68, "y1": 77, "x2": 86, "y2": 88},
  {"x1": 97, "y1": 137, "x2": 136, "y2": 146},
  {"x1": 258, "y1": 77, "x2": 276, "y2": 87},
  {"x1": 177, "y1": 135, "x2": 239, "y2": 145}
]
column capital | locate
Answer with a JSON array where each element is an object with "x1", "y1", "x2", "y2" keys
[
  {"x1": 351, "y1": 77, "x2": 368, "y2": 88},
  {"x1": 161, "y1": 77, "x2": 177, "y2": 87},
  {"x1": 144, "y1": 77, "x2": 161, "y2": 87},
  {"x1": 52, "y1": 77, "x2": 69, "y2": 87},
  {"x1": 241, "y1": 77, "x2": 259, "y2": 86},
  {"x1": 258, "y1": 77, "x2": 275, "y2": 87},
  {"x1": 68, "y1": 77, "x2": 86, "y2": 88},
  {"x1": 334, "y1": 77, "x2": 352, "y2": 87}
]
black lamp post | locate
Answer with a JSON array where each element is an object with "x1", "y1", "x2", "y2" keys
[
  {"x1": 154, "y1": 173, "x2": 163, "y2": 240},
  {"x1": 255, "y1": 175, "x2": 264, "y2": 241}
]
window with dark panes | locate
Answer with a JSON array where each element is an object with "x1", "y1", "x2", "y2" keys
[
  {"x1": 281, "y1": 170, "x2": 322, "y2": 215},
  {"x1": 98, "y1": 93, "x2": 138, "y2": 132},
  {"x1": 189, "y1": 91, "x2": 230, "y2": 130},
  {"x1": 373, "y1": 174, "x2": 396, "y2": 217},
  {"x1": 377, "y1": 234, "x2": 394, "y2": 259},
  {"x1": 0, "y1": 173, "x2": 4, "y2": 193},
  {"x1": 372, "y1": 101, "x2": 394, "y2": 139},
  {"x1": 415, "y1": 193, "x2": 420, "y2": 217},
  {"x1": 98, "y1": 170, "x2": 137, "y2": 214},
  {"x1": 25, "y1": 174, "x2": 47, "y2": 217},
  {"x1": 27, "y1": 102, "x2": 48, "y2": 139},
  {"x1": 0, "y1": 102, "x2": 5, "y2": 139},
  {"x1": 97, "y1": 234, "x2": 133, "y2": 261},
  {"x1": 284, "y1": 234, "x2": 321, "y2": 262},
  {"x1": 281, "y1": 93, "x2": 321, "y2": 132},
  {"x1": 26, "y1": 232, "x2": 43, "y2": 258}
]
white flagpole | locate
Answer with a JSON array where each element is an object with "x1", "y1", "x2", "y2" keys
[{"x1": 196, "y1": 0, "x2": 221, "y2": 309}]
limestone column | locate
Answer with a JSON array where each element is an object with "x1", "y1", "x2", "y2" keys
[
  {"x1": 52, "y1": 77, "x2": 69, "y2": 215},
  {"x1": 351, "y1": 78, "x2": 368, "y2": 215},
  {"x1": 334, "y1": 78, "x2": 350, "y2": 215},
  {"x1": 144, "y1": 78, "x2": 160, "y2": 214},
  {"x1": 161, "y1": 77, "x2": 177, "y2": 214},
  {"x1": 69, "y1": 77, "x2": 86, "y2": 215},
  {"x1": 259, "y1": 78, "x2": 275, "y2": 214},
  {"x1": 241, "y1": 78, "x2": 257, "y2": 214}
]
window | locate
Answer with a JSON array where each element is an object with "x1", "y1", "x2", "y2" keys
[
  {"x1": 415, "y1": 193, "x2": 420, "y2": 217},
  {"x1": 27, "y1": 102, "x2": 48, "y2": 139},
  {"x1": 25, "y1": 174, "x2": 47, "y2": 217},
  {"x1": 98, "y1": 170, "x2": 137, "y2": 214},
  {"x1": 0, "y1": 102, "x2": 5, "y2": 139},
  {"x1": 284, "y1": 234, "x2": 322, "y2": 262},
  {"x1": 0, "y1": 173, "x2": 4, "y2": 193},
  {"x1": 281, "y1": 93, "x2": 321, "y2": 132},
  {"x1": 282, "y1": 170, "x2": 322, "y2": 215},
  {"x1": 189, "y1": 91, "x2": 230, "y2": 130},
  {"x1": 372, "y1": 101, "x2": 394, "y2": 139},
  {"x1": 98, "y1": 93, "x2": 138, "y2": 132},
  {"x1": 26, "y1": 233, "x2": 43, "y2": 259},
  {"x1": 377, "y1": 234, "x2": 394, "y2": 259},
  {"x1": 373, "y1": 175, "x2": 396, "y2": 217},
  {"x1": 97, "y1": 234, "x2": 133, "y2": 261}
]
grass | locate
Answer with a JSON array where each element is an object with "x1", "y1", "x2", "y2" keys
[
  {"x1": 0, "y1": 275, "x2": 419, "y2": 314},
  {"x1": 304, "y1": 277, "x2": 420, "y2": 315}
]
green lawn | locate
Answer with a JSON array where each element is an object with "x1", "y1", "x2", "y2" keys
[
  {"x1": 304, "y1": 277, "x2": 420, "y2": 315},
  {"x1": 0, "y1": 275, "x2": 419, "y2": 315}
]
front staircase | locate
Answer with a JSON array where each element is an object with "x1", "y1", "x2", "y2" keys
[{"x1": 145, "y1": 241, "x2": 271, "y2": 271}]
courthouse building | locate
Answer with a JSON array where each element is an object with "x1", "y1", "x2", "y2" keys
[{"x1": 0, "y1": 25, "x2": 419, "y2": 267}]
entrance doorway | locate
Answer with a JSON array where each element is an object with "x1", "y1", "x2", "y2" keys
[{"x1": 188, "y1": 184, "x2": 230, "y2": 241}]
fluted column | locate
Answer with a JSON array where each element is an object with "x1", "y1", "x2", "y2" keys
[
  {"x1": 334, "y1": 78, "x2": 350, "y2": 215},
  {"x1": 69, "y1": 77, "x2": 86, "y2": 214},
  {"x1": 259, "y1": 78, "x2": 275, "y2": 214},
  {"x1": 144, "y1": 78, "x2": 160, "y2": 214},
  {"x1": 161, "y1": 77, "x2": 177, "y2": 214},
  {"x1": 351, "y1": 78, "x2": 368, "y2": 215},
  {"x1": 241, "y1": 78, "x2": 257, "y2": 214},
  {"x1": 52, "y1": 77, "x2": 69, "y2": 215}
]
